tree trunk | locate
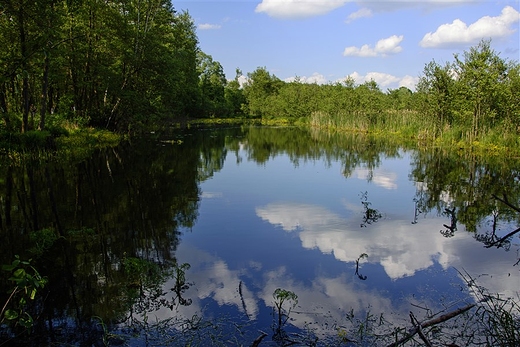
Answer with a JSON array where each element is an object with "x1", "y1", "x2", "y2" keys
[
  {"x1": 39, "y1": 52, "x2": 50, "y2": 130},
  {"x1": 0, "y1": 84, "x2": 10, "y2": 129},
  {"x1": 18, "y1": 5, "x2": 30, "y2": 133}
]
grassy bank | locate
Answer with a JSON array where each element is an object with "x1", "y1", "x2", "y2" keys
[{"x1": 307, "y1": 110, "x2": 520, "y2": 158}]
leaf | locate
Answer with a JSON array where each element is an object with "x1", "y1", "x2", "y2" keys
[
  {"x1": 4, "y1": 309, "x2": 19, "y2": 320},
  {"x1": 19, "y1": 313, "x2": 33, "y2": 328},
  {"x1": 13, "y1": 268, "x2": 26, "y2": 278},
  {"x1": 30, "y1": 288, "x2": 37, "y2": 300},
  {"x1": 1, "y1": 264, "x2": 16, "y2": 271}
]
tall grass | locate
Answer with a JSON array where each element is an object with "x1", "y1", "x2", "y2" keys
[{"x1": 309, "y1": 110, "x2": 520, "y2": 156}]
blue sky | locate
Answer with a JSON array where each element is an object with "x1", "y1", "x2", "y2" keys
[{"x1": 175, "y1": 1, "x2": 520, "y2": 90}]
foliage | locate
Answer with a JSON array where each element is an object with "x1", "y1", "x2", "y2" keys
[
  {"x1": 1, "y1": 256, "x2": 47, "y2": 333},
  {"x1": 272, "y1": 288, "x2": 299, "y2": 343},
  {"x1": 0, "y1": 0, "x2": 201, "y2": 132},
  {"x1": 29, "y1": 228, "x2": 60, "y2": 257}
]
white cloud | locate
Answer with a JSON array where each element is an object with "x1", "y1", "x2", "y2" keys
[
  {"x1": 198, "y1": 23, "x2": 222, "y2": 30},
  {"x1": 201, "y1": 191, "x2": 223, "y2": 199},
  {"x1": 420, "y1": 6, "x2": 520, "y2": 48},
  {"x1": 354, "y1": 0, "x2": 477, "y2": 13},
  {"x1": 336, "y1": 72, "x2": 417, "y2": 90},
  {"x1": 399, "y1": 75, "x2": 419, "y2": 90},
  {"x1": 285, "y1": 72, "x2": 329, "y2": 84},
  {"x1": 345, "y1": 7, "x2": 372, "y2": 23},
  {"x1": 343, "y1": 35, "x2": 404, "y2": 57},
  {"x1": 255, "y1": 0, "x2": 349, "y2": 19},
  {"x1": 349, "y1": 71, "x2": 400, "y2": 87}
]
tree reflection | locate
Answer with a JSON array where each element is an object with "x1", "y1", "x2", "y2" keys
[
  {"x1": 1, "y1": 125, "x2": 520, "y2": 344},
  {"x1": 440, "y1": 207, "x2": 457, "y2": 238},
  {"x1": 0, "y1": 130, "x2": 207, "y2": 343}
]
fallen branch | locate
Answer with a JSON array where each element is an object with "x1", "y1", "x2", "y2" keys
[
  {"x1": 386, "y1": 299, "x2": 487, "y2": 347},
  {"x1": 410, "y1": 312, "x2": 432, "y2": 347}
]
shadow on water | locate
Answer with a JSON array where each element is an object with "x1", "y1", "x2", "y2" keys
[{"x1": 0, "y1": 125, "x2": 519, "y2": 345}]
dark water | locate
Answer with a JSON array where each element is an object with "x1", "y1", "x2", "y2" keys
[{"x1": 1, "y1": 126, "x2": 519, "y2": 345}]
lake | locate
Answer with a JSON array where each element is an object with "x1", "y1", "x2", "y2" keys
[{"x1": 0, "y1": 125, "x2": 519, "y2": 346}]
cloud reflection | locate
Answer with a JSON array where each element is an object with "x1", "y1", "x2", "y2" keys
[
  {"x1": 354, "y1": 168, "x2": 398, "y2": 189},
  {"x1": 256, "y1": 201, "x2": 519, "y2": 297},
  {"x1": 256, "y1": 202, "x2": 444, "y2": 279},
  {"x1": 150, "y1": 202, "x2": 518, "y2": 340}
]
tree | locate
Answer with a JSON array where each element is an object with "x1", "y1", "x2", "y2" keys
[
  {"x1": 387, "y1": 86, "x2": 413, "y2": 111},
  {"x1": 242, "y1": 67, "x2": 283, "y2": 118},
  {"x1": 197, "y1": 52, "x2": 227, "y2": 118},
  {"x1": 224, "y1": 68, "x2": 246, "y2": 117},
  {"x1": 453, "y1": 39, "x2": 508, "y2": 140},
  {"x1": 0, "y1": 1, "x2": 203, "y2": 132},
  {"x1": 416, "y1": 60, "x2": 455, "y2": 135}
]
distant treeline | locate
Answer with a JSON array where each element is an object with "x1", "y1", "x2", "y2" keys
[
  {"x1": 240, "y1": 40, "x2": 520, "y2": 146},
  {"x1": 1, "y1": 0, "x2": 519, "y2": 147}
]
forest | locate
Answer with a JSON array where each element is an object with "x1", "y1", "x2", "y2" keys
[{"x1": 1, "y1": 0, "x2": 519, "y2": 151}]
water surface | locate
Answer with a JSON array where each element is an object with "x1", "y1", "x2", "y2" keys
[{"x1": 0, "y1": 126, "x2": 518, "y2": 345}]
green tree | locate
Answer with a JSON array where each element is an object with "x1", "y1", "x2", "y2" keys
[
  {"x1": 242, "y1": 67, "x2": 283, "y2": 118},
  {"x1": 453, "y1": 39, "x2": 508, "y2": 140},
  {"x1": 224, "y1": 68, "x2": 246, "y2": 117},
  {"x1": 197, "y1": 52, "x2": 227, "y2": 118},
  {"x1": 416, "y1": 60, "x2": 455, "y2": 135}
]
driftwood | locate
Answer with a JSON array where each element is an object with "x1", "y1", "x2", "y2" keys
[{"x1": 386, "y1": 299, "x2": 487, "y2": 347}]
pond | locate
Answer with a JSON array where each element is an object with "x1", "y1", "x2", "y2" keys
[{"x1": 0, "y1": 125, "x2": 519, "y2": 346}]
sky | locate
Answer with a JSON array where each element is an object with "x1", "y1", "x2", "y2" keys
[{"x1": 175, "y1": 0, "x2": 520, "y2": 91}]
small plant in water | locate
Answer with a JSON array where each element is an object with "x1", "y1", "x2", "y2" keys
[
  {"x1": 272, "y1": 288, "x2": 298, "y2": 344},
  {"x1": 359, "y1": 191, "x2": 382, "y2": 227}
]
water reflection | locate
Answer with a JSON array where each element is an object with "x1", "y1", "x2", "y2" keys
[
  {"x1": 1, "y1": 126, "x2": 519, "y2": 344},
  {"x1": 353, "y1": 167, "x2": 398, "y2": 190},
  {"x1": 256, "y1": 201, "x2": 449, "y2": 279}
]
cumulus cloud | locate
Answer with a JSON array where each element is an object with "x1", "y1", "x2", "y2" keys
[
  {"x1": 336, "y1": 72, "x2": 417, "y2": 90},
  {"x1": 198, "y1": 23, "x2": 222, "y2": 30},
  {"x1": 255, "y1": 0, "x2": 349, "y2": 19},
  {"x1": 398, "y1": 75, "x2": 419, "y2": 90},
  {"x1": 420, "y1": 6, "x2": 520, "y2": 48},
  {"x1": 285, "y1": 72, "x2": 329, "y2": 84},
  {"x1": 345, "y1": 7, "x2": 373, "y2": 23},
  {"x1": 343, "y1": 35, "x2": 404, "y2": 57},
  {"x1": 354, "y1": 0, "x2": 477, "y2": 13},
  {"x1": 349, "y1": 71, "x2": 400, "y2": 87}
]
